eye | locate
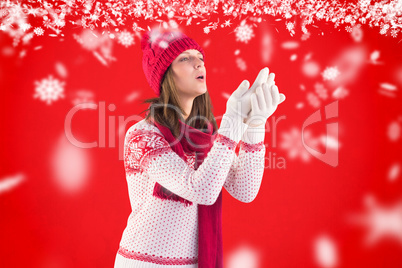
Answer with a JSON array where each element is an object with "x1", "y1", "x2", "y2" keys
[
  {"x1": 199, "y1": 58, "x2": 204, "y2": 62},
  {"x1": 180, "y1": 57, "x2": 189, "y2": 61}
]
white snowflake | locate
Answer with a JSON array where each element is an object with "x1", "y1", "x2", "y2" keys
[
  {"x1": 348, "y1": 195, "x2": 402, "y2": 246},
  {"x1": 234, "y1": 20, "x2": 254, "y2": 43},
  {"x1": 286, "y1": 22, "x2": 295, "y2": 36},
  {"x1": 387, "y1": 120, "x2": 401, "y2": 142},
  {"x1": 301, "y1": 32, "x2": 311, "y2": 41},
  {"x1": 280, "y1": 127, "x2": 320, "y2": 162},
  {"x1": 72, "y1": 90, "x2": 95, "y2": 108},
  {"x1": 314, "y1": 83, "x2": 328, "y2": 100},
  {"x1": 224, "y1": 20, "x2": 232, "y2": 27},
  {"x1": 34, "y1": 75, "x2": 65, "y2": 105},
  {"x1": 307, "y1": 92, "x2": 321, "y2": 108},
  {"x1": 322, "y1": 66, "x2": 340, "y2": 81},
  {"x1": 314, "y1": 235, "x2": 339, "y2": 268},
  {"x1": 34, "y1": 27, "x2": 44, "y2": 36},
  {"x1": 168, "y1": 19, "x2": 178, "y2": 29},
  {"x1": 20, "y1": 23, "x2": 31, "y2": 32},
  {"x1": 89, "y1": 13, "x2": 100, "y2": 22},
  {"x1": 351, "y1": 25, "x2": 363, "y2": 42},
  {"x1": 1, "y1": 0, "x2": 402, "y2": 44},
  {"x1": 391, "y1": 29, "x2": 399, "y2": 38},
  {"x1": 236, "y1": 57, "x2": 247, "y2": 71},
  {"x1": 380, "y1": 24, "x2": 390, "y2": 35},
  {"x1": 132, "y1": 22, "x2": 144, "y2": 32},
  {"x1": 358, "y1": 0, "x2": 371, "y2": 8},
  {"x1": 117, "y1": 30, "x2": 135, "y2": 48},
  {"x1": 388, "y1": 162, "x2": 400, "y2": 182},
  {"x1": 370, "y1": 50, "x2": 381, "y2": 63},
  {"x1": 203, "y1": 27, "x2": 211, "y2": 34},
  {"x1": 0, "y1": 173, "x2": 25, "y2": 194},
  {"x1": 332, "y1": 86, "x2": 349, "y2": 99},
  {"x1": 22, "y1": 32, "x2": 34, "y2": 44},
  {"x1": 344, "y1": 15, "x2": 352, "y2": 23}
]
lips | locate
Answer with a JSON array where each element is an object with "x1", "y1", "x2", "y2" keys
[{"x1": 196, "y1": 73, "x2": 205, "y2": 81}]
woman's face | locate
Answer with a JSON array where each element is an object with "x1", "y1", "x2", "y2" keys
[{"x1": 171, "y1": 49, "x2": 206, "y2": 99}]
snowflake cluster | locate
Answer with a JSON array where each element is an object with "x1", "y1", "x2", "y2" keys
[
  {"x1": 322, "y1": 66, "x2": 341, "y2": 81},
  {"x1": 0, "y1": 0, "x2": 401, "y2": 47},
  {"x1": 34, "y1": 75, "x2": 65, "y2": 105}
]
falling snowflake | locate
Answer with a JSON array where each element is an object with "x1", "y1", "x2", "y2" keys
[
  {"x1": 226, "y1": 244, "x2": 261, "y2": 268},
  {"x1": 358, "y1": 0, "x2": 371, "y2": 8},
  {"x1": 314, "y1": 235, "x2": 339, "y2": 268},
  {"x1": 117, "y1": 30, "x2": 135, "y2": 48},
  {"x1": 20, "y1": 23, "x2": 31, "y2": 32},
  {"x1": 391, "y1": 29, "x2": 399, "y2": 38},
  {"x1": 322, "y1": 66, "x2": 340, "y2": 81},
  {"x1": 302, "y1": 61, "x2": 320, "y2": 77},
  {"x1": 387, "y1": 121, "x2": 401, "y2": 142},
  {"x1": 281, "y1": 41, "x2": 299, "y2": 49},
  {"x1": 380, "y1": 24, "x2": 390, "y2": 35},
  {"x1": 0, "y1": 173, "x2": 25, "y2": 194},
  {"x1": 296, "y1": 102, "x2": 304, "y2": 109},
  {"x1": 1, "y1": 0, "x2": 402, "y2": 47},
  {"x1": 332, "y1": 86, "x2": 349, "y2": 99},
  {"x1": 286, "y1": 22, "x2": 295, "y2": 36},
  {"x1": 307, "y1": 92, "x2": 321, "y2": 108},
  {"x1": 132, "y1": 22, "x2": 144, "y2": 32},
  {"x1": 280, "y1": 127, "x2": 320, "y2": 162},
  {"x1": 34, "y1": 75, "x2": 65, "y2": 105},
  {"x1": 73, "y1": 30, "x2": 116, "y2": 65},
  {"x1": 388, "y1": 163, "x2": 400, "y2": 182},
  {"x1": 22, "y1": 33, "x2": 34, "y2": 45},
  {"x1": 72, "y1": 90, "x2": 96, "y2": 108},
  {"x1": 168, "y1": 19, "x2": 179, "y2": 29},
  {"x1": 347, "y1": 194, "x2": 402, "y2": 246},
  {"x1": 236, "y1": 57, "x2": 247, "y2": 71},
  {"x1": 224, "y1": 20, "x2": 232, "y2": 27},
  {"x1": 351, "y1": 25, "x2": 363, "y2": 42},
  {"x1": 301, "y1": 32, "x2": 311, "y2": 41},
  {"x1": 234, "y1": 20, "x2": 254, "y2": 43},
  {"x1": 33, "y1": 27, "x2": 44, "y2": 36},
  {"x1": 370, "y1": 50, "x2": 382, "y2": 64},
  {"x1": 380, "y1": 82, "x2": 397, "y2": 92},
  {"x1": 314, "y1": 83, "x2": 328, "y2": 100},
  {"x1": 203, "y1": 27, "x2": 211, "y2": 34}
]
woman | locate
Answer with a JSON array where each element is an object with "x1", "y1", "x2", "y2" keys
[{"x1": 114, "y1": 29, "x2": 285, "y2": 268}]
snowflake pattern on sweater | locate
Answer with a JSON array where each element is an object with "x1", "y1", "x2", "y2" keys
[{"x1": 116, "y1": 119, "x2": 265, "y2": 267}]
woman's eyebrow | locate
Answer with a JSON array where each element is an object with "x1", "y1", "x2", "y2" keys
[{"x1": 181, "y1": 51, "x2": 203, "y2": 56}]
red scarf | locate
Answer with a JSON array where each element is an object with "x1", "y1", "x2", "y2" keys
[{"x1": 149, "y1": 117, "x2": 223, "y2": 268}]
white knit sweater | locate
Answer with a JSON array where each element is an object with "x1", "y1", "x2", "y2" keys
[{"x1": 114, "y1": 115, "x2": 266, "y2": 268}]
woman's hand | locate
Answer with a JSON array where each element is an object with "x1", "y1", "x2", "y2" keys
[
  {"x1": 244, "y1": 82, "x2": 286, "y2": 127},
  {"x1": 225, "y1": 67, "x2": 270, "y2": 119},
  {"x1": 224, "y1": 79, "x2": 251, "y2": 119}
]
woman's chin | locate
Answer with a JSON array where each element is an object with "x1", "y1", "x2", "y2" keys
[{"x1": 197, "y1": 85, "x2": 207, "y2": 95}]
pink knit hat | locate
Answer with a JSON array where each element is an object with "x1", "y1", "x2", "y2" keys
[{"x1": 141, "y1": 29, "x2": 205, "y2": 96}]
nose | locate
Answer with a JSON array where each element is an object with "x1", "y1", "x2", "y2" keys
[{"x1": 195, "y1": 58, "x2": 204, "y2": 69}]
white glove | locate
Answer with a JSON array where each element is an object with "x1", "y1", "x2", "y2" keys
[
  {"x1": 224, "y1": 80, "x2": 251, "y2": 119},
  {"x1": 219, "y1": 79, "x2": 252, "y2": 143},
  {"x1": 225, "y1": 67, "x2": 270, "y2": 119},
  {"x1": 244, "y1": 82, "x2": 286, "y2": 127}
]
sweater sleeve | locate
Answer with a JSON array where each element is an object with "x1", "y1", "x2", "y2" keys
[
  {"x1": 223, "y1": 124, "x2": 266, "y2": 203},
  {"x1": 124, "y1": 117, "x2": 248, "y2": 205}
]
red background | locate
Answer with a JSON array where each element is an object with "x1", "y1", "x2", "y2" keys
[{"x1": 1, "y1": 14, "x2": 402, "y2": 268}]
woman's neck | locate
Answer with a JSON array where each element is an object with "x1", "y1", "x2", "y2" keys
[{"x1": 180, "y1": 97, "x2": 195, "y2": 121}]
